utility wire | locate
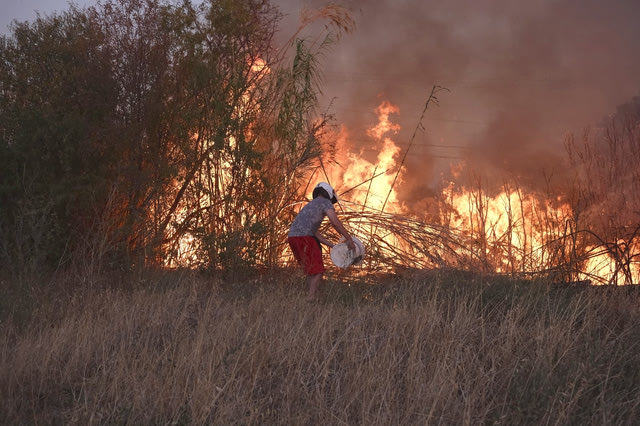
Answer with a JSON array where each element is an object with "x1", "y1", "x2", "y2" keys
[
  {"x1": 332, "y1": 108, "x2": 488, "y2": 126},
  {"x1": 323, "y1": 70, "x2": 571, "y2": 88},
  {"x1": 360, "y1": 148, "x2": 464, "y2": 160},
  {"x1": 363, "y1": 141, "x2": 471, "y2": 149}
]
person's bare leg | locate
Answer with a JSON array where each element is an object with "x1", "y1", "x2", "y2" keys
[{"x1": 307, "y1": 273, "x2": 323, "y2": 300}]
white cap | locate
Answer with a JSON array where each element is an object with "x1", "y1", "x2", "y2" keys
[{"x1": 315, "y1": 182, "x2": 338, "y2": 203}]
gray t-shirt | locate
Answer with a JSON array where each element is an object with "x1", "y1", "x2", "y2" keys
[{"x1": 288, "y1": 197, "x2": 335, "y2": 237}]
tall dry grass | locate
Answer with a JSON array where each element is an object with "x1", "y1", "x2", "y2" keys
[{"x1": 1, "y1": 269, "x2": 640, "y2": 424}]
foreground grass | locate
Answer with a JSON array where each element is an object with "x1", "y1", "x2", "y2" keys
[{"x1": 1, "y1": 269, "x2": 640, "y2": 424}]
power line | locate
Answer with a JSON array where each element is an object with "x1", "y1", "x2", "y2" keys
[
  {"x1": 323, "y1": 70, "x2": 571, "y2": 89},
  {"x1": 329, "y1": 106, "x2": 489, "y2": 126},
  {"x1": 351, "y1": 139, "x2": 472, "y2": 149},
  {"x1": 360, "y1": 148, "x2": 465, "y2": 160},
  {"x1": 398, "y1": 142, "x2": 471, "y2": 149}
]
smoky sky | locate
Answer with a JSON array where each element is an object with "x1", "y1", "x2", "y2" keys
[
  {"x1": 3, "y1": 0, "x2": 640, "y2": 195},
  {"x1": 274, "y1": 0, "x2": 640, "y2": 195}
]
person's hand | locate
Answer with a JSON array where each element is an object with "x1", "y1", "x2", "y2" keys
[{"x1": 346, "y1": 236, "x2": 356, "y2": 251}]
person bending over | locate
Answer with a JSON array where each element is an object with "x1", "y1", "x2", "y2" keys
[{"x1": 288, "y1": 182, "x2": 355, "y2": 300}]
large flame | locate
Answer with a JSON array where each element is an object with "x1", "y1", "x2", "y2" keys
[
  {"x1": 583, "y1": 241, "x2": 640, "y2": 285},
  {"x1": 442, "y1": 181, "x2": 573, "y2": 273},
  {"x1": 164, "y1": 91, "x2": 639, "y2": 284},
  {"x1": 326, "y1": 101, "x2": 405, "y2": 214},
  {"x1": 163, "y1": 58, "x2": 270, "y2": 268},
  {"x1": 323, "y1": 99, "x2": 639, "y2": 284}
]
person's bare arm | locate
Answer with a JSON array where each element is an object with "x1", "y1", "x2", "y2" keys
[
  {"x1": 326, "y1": 208, "x2": 355, "y2": 249},
  {"x1": 315, "y1": 232, "x2": 334, "y2": 248}
]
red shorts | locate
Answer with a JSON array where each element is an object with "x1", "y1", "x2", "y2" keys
[{"x1": 288, "y1": 236, "x2": 325, "y2": 275}]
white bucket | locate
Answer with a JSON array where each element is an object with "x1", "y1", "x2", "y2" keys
[{"x1": 330, "y1": 237, "x2": 365, "y2": 268}]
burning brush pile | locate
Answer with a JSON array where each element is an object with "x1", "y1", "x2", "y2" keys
[
  {"x1": 164, "y1": 86, "x2": 639, "y2": 286},
  {"x1": 287, "y1": 96, "x2": 640, "y2": 285}
]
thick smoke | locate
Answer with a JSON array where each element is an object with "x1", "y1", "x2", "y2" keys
[{"x1": 275, "y1": 0, "x2": 640, "y2": 199}]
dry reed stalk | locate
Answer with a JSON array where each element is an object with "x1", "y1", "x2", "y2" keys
[{"x1": 290, "y1": 187, "x2": 638, "y2": 284}]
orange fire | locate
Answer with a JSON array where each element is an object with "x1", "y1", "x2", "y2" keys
[
  {"x1": 164, "y1": 59, "x2": 270, "y2": 268},
  {"x1": 164, "y1": 92, "x2": 638, "y2": 284},
  {"x1": 443, "y1": 182, "x2": 640, "y2": 283},
  {"x1": 324, "y1": 99, "x2": 639, "y2": 283},
  {"x1": 583, "y1": 241, "x2": 640, "y2": 285},
  {"x1": 442, "y1": 182, "x2": 573, "y2": 273},
  {"x1": 326, "y1": 101, "x2": 406, "y2": 214}
]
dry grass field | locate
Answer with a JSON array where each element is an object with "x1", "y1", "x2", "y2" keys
[{"x1": 2, "y1": 269, "x2": 640, "y2": 424}]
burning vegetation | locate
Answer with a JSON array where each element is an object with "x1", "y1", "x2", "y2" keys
[
  {"x1": 0, "y1": 0, "x2": 639, "y2": 286},
  {"x1": 3, "y1": 2, "x2": 640, "y2": 424},
  {"x1": 297, "y1": 94, "x2": 640, "y2": 285}
]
